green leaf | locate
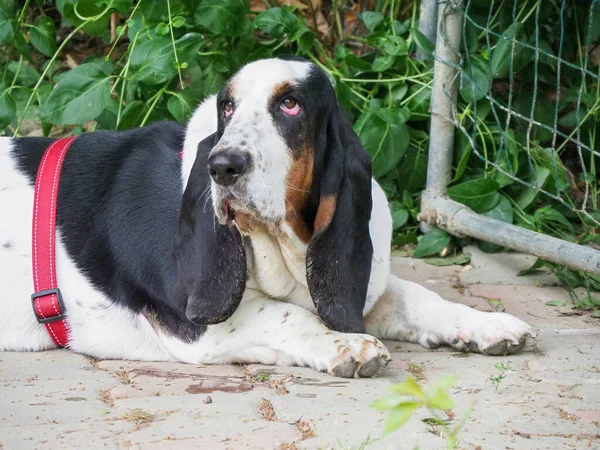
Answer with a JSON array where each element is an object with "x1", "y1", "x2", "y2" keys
[
  {"x1": 7, "y1": 61, "x2": 41, "y2": 87},
  {"x1": 405, "y1": 84, "x2": 431, "y2": 120},
  {"x1": 428, "y1": 388, "x2": 455, "y2": 410},
  {"x1": 30, "y1": 16, "x2": 57, "y2": 57},
  {"x1": 538, "y1": 40, "x2": 556, "y2": 70},
  {"x1": 390, "y1": 201, "x2": 409, "y2": 230},
  {"x1": 57, "y1": 0, "x2": 111, "y2": 37},
  {"x1": 452, "y1": 133, "x2": 472, "y2": 183},
  {"x1": 517, "y1": 258, "x2": 547, "y2": 276},
  {"x1": 396, "y1": 147, "x2": 427, "y2": 193},
  {"x1": 361, "y1": 11, "x2": 384, "y2": 32},
  {"x1": 12, "y1": 29, "x2": 31, "y2": 60},
  {"x1": 386, "y1": 83, "x2": 408, "y2": 106},
  {"x1": 460, "y1": 55, "x2": 490, "y2": 102},
  {"x1": 545, "y1": 300, "x2": 567, "y2": 307},
  {"x1": 424, "y1": 253, "x2": 471, "y2": 267},
  {"x1": 390, "y1": 377, "x2": 425, "y2": 399},
  {"x1": 383, "y1": 402, "x2": 419, "y2": 435},
  {"x1": 513, "y1": 93, "x2": 554, "y2": 144},
  {"x1": 253, "y1": 7, "x2": 298, "y2": 39},
  {"x1": 433, "y1": 375, "x2": 457, "y2": 391},
  {"x1": 447, "y1": 178, "x2": 501, "y2": 213},
  {"x1": 383, "y1": 35, "x2": 408, "y2": 56},
  {"x1": 0, "y1": 9, "x2": 14, "y2": 44},
  {"x1": 131, "y1": 33, "x2": 203, "y2": 85},
  {"x1": 413, "y1": 29, "x2": 434, "y2": 58},
  {"x1": 168, "y1": 90, "x2": 196, "y2": 123},
  {"x1": 372, "y1": 54, "x2": 396, "y2": 72},
  {"x1": 371, "y1": 396, "x2": 403, "y2": 410},
  {"x1": 102, "y1": 0, "x2": 133, "y2": 13},
  {"x1": 117, "y1": 101, "x2": 148, "y2": 129},
  {"x1": 490, "y1": 22, "x2": 532, "y2": 79},
  {"x1": 481, "y1": 194, "x2": 513, "y2": 224},
  {"x1": 413, "y1": 229, "x2": 450, "y2": 259},
  {"x1": 155, "y1": 22, "x2": 169, "y2": 35},
  {"x1": 357, "y1": 114, "x2": 409, "y2": 179},
  {"x1": 515, "y1": 166, "x2": 550, "y2": 210},
  {"x1": 0, "y1": 86, "x2": 16, "y2": 129},
  {"x1": 138, "y1": 0, "x2": 168, "y2": 23},
  {"x1": 592, "y1": 309, "x2": 600, "y2": 319},
  {"x1": 194, "y1": 0, "x2": 249, "y2": 36},
  {"x1": 376, "y1": 106, "x2": 411, "y2": 125},
  {"x1": 40, "y1": 60, "x2": 113, "y2": 124},
  {"x1": 392, "y1": 231, "x2": 418, "y2": 247},
  {"x1": 172, "y1": 15, "x2": 186, "y2": 28},
  {"x1": 176, "y1": 32, "x2": 206, "y2": 63},
  {"x1": 534, "y1": 206, "x2": 575, "y2": 232},
  {"x1": 492, "y1": 128, "x2": 519, "y2": 187},
  {"x1": 342, "y1": 51, "x2": 372, "y2": 73}
]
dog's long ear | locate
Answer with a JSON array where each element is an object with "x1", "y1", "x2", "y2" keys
[
  {"x1": 306, "y1": 102, "x2": 373, "y2": 334},
  {"x1": 175, "y1": 133, "x2": 246, "y2": 325}
]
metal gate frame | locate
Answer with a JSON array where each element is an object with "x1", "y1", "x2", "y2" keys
[{"x1": 418, "y1": 0, "x2": 600, "y2": 275}]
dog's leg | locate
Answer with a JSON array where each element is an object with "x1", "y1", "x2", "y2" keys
[
  {"x1": 365, "y1": 275, "x2": 536, "y2": 355},
  {"x1": 176, "y1": 295, "x2": 391, "y2": 378}
]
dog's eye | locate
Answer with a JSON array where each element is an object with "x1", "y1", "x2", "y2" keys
[
  {"x1": 223, "y1": 101, "x2": 233, "y2": 118},
  {"x1": 280, "y1": 97, "x2": 300, "y2": 116}
]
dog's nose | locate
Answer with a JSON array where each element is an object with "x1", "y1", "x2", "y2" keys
[{"x1": 207, "y1": 151, "x2": 250, "y2": 186}]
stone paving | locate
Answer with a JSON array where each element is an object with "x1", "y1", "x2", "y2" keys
[{"x1": 1, "y1": 246, "x2": 599, "y2": 449}]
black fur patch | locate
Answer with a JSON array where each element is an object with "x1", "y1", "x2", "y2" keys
[
  {"x1": 274, "y1": 56, "x2": 374, "y2": 334},
  {"x1": 10, "y1": 122, "x2": 239, "y2": 342}
]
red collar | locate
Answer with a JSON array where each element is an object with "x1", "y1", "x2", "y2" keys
[
  {"x1": 31, "y1": 139, "x2": 182, "y2": 347},
  {"x1": 31, "y1": 137, "x2": 76, "y2": 347}
]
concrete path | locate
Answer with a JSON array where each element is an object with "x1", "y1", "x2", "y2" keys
[{"x1": 2, "y1": 246, "x2": 599, "y2": 450}]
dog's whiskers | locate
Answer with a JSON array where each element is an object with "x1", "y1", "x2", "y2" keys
[
  {"x1": 285, "y1": 183, "x2": 310, "y2": 194},
  {"x1": 203, "y1": 191, "x2": 213, "y2": 213},
  {"x1": 284, "y1": 197, "x2": 298, "y2": 218}
]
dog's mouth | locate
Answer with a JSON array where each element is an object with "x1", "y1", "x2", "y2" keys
[{"x1": 221, "y1": 199, "x2": 236, "y2": 227}]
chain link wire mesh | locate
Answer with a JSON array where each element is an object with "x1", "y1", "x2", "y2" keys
[{"x1": 435, "y1": 0, "x2": 600, "y2": 233}]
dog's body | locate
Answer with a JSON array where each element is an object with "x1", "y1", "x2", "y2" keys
[{"x1": 0, "y1": 58, "x2": 534, "y2": 377}]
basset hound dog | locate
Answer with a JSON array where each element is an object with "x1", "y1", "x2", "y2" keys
[{"x1": 0, "y1": 56, "x2": 535, "y2": 378}]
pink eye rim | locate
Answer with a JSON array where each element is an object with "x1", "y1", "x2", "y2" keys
[
  {"x1": 223, "y1": 101, "x2": 233, "y2": 118},
  {"x1": 280, "y1": 97, "x2": 300, "y2": 116}
]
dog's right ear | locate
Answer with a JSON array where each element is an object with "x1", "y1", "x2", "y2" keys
[{"x1": 175, "y1": 133, "x2": 247, "y2": 325}]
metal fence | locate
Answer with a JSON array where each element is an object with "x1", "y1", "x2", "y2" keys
[{"x1": 419, "y1": 0, "x2": 600, "y2": 275}]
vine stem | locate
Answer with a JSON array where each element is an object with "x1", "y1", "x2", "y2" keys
[
  {"x1": 140, "y1": 83, "x2": 169, "y2": 127},
  {"x1": 167, "y1": 0, "x2": 184, "y2": 88}
]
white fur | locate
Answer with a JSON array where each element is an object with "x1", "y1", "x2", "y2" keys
[{"x1": 0, "y1": 59, "x2": 535, "y2": 376}]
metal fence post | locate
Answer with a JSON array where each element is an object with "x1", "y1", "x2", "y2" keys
[
  {"x1": 418, "y1": 0, "x2": 600, "y2": 275},
  {"x1": 416, "y1": 0, "x2": 439, "y2": 60},
  {"x1": 420, "y1": 0, "x2": 463, "y2": 232}
]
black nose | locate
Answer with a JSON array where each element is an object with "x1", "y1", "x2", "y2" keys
[{"x1": 207, "y1": 150, "x2": 250, "y2": 186}]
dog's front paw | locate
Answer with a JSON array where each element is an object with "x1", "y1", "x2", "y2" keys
[
  {"x1": 434, "y1": 309, "x2": 536, "y2": 356},
  {"x1": 323, "y1": 334, "x2": 391, "y2": 378}
]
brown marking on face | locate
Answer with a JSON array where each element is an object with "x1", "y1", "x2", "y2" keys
[
  {"x1": 226, "y1": 79, "x2": 236, "y2": 100},
  {"x1": 233, "y1": 212, "x2": 254, "y2": 235},
  {"x1": 314, "y1": 194, "x2": 337, "y2": 234},
  {"x1": 271, "y1": 81, "x2": 294, "y2": 102},
  {"x1": 284, "y1": 147, "x2": 314, "y2": 243}
]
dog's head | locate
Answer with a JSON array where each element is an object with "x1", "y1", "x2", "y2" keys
[{"x1": 177, "y1": 56, "x2": 373, "y2": 332}]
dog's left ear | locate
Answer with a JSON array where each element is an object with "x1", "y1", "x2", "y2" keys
[
  {"x1": 175, "y1": 133, "x2": 247, "y2": 325},
  {"x1": 306, "y1": 101, "x2": 373, "y2": 334}
]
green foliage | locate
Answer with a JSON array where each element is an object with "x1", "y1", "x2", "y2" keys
[
  {"x1": 0, "y1": 0, "x2": 598, "y2": 279},
  {"x1": 372, "y1": 375, "x2": 471, "y2": 449},
  {"x1": 489, "y1": 361, "x2": 511, "y2": 393},
  {"x1": 412, "y1": 228, "x2": 450, "y2": 258},
  {"x1": 519, "y1": 257, "x2": 600, "y2": 316}
]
